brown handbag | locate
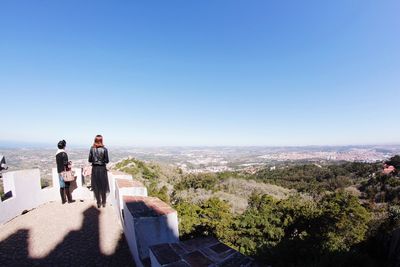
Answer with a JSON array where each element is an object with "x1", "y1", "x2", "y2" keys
[
  {"x1": 61, "y1": 170, "x2": 75, "y2": 182},
  {"x1": 61, "y1": 162, "x2": 76, "y2": 182}
]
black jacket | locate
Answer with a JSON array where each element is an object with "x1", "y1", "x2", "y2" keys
[
  {"x1": 56, "y1": 151, "x2": 68, "y2": 173},
  {"x1": 89, "y1": 147, "x2": 109, "y2": 166}
]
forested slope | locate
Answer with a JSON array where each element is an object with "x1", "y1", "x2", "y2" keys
[{"x1": 115, "y1": 156, "x2": 400, "y2": 266}]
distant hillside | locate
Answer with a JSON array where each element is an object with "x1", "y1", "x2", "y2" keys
[
  {"x1": 114, "y1": 158, "x2": 182, "y2": 203},
  {"x1": 114, "y1": 157, "x2": 295, "y2": 213},
  {"x1": 115, "y1": 157, "x2": 181, "y2": 183}
]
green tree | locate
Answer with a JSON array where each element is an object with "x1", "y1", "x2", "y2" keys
[
  {"x1": 234, "y1": 193, "x2": 284, "y2": 256},
  {"x1": 199, "y1": 197, "x2": 235, "y2": 242},
  {"x1": 148, "y1": 181, "x2": 170, "y2": 204},
  {"x1": 174, "y1": 198, "x2": 234, "y2": 242},
  {"x1": 175, "y1": 201, "x2": 202, "y2": 238},
  {"x1": 174, "y1": 173, "x2": 219, "y2": 191},
  {"x1": 318, "y1": 191, "x2": 371, "y2": 252},
  {"x1": 388, "y1": 205, "x2": 400, "y2": 228}
]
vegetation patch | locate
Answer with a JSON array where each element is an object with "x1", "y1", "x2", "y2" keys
[{"x1": 115, "y1": 156, "x2": 400, "y2": 266}]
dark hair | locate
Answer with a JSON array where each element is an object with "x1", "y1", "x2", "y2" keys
[
  {"x1": 92, "y1": 135, "x2": 104, "y2": 148},
  {"x1": 57, "y1": 140, "x2": 66, "y2": 149}
]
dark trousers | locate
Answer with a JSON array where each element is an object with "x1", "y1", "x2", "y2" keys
[{"x1": 94, "y1": 190, "x2": 107, "y2": 205}]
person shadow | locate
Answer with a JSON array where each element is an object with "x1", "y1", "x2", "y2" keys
[{"x1": 0, "y1": 206, "x2": 135, "y2": 267}]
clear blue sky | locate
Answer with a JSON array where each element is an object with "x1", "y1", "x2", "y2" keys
[{"x1": 0, "y1": 1, "x2": 399, "y2": 147}]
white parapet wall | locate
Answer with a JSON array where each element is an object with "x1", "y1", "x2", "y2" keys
[
  {"x1": 109, "y1": 171, "x2": 138, "y2": 214},
  {"x1": 1, "y1": 168, "x2": 91, "y2": 225},
  {"x1": 114, "y1": 178, "x2": 148, "y2": 224},
  {"x1": 0, "y1": 169, "x2": 59, "y2": 224},
  {"x1": 0, "y1": 168, "x2": 131, "y2": 225},
  {"x1": 122, "y1": 196, "x2": 179, "y2": 267}
]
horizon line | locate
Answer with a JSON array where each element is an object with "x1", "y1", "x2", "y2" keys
[{"x1": 0, "y1": 140, "x2": 399, "y2": 149}]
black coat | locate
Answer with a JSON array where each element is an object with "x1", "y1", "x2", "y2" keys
[
  {"x1": 89, "y1": 147, "x2": 109, "y2": 166},
  {"x1": 56, "y1": 151, "x2": 68, "y2": 173}
]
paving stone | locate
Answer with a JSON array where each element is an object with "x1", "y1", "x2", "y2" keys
[
  {"x1": 151, "y1": 243, "x2": 181, "y2": 265},
  {"x1": 171, "y1": 242, "x2": 189, "y2": 256},
  {"x1": 164, "y1": 260, "x2": 191, "y2": 267},
  {"x1": 182, "y1": 237, "x2": 219, "y2": 252},
  {"x1": 152, "y1": 238, "x2": 256, "y2": 267},
  {"x1": 210, "y1": 242, "x2": 231, "y2": 254},
  {"x1": 183, "y1": 251, "x2": 214, "y2": 267},
  {"x1": 0, "y1": 201, "x2": 135, "y2": 266},
  {"x1": 217, "y1": 252, "x2": 253, "y2": 267}
]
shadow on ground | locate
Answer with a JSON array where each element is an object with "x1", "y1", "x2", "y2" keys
[{"x1": 0, "y1": 206, "x2": 135, "y2": 266}]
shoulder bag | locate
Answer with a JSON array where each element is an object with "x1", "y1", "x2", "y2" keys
[{"x1": 62, "y1": 161, "x2": 76, "y2": 182}]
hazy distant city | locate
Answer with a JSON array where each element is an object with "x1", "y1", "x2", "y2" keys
[{"x1": 1, "y1": 145, "x2": 399, "y2": 181}]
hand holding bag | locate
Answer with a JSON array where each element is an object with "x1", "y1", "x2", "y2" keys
[{"x1": 62, "y1": 161, "x2": 76, "y2": 182}]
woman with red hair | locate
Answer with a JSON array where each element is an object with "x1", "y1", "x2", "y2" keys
[{"x1": 88, "y1": 135, "x2": 110, "y2": 208}]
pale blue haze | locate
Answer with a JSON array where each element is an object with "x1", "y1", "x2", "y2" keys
[{"x1": 0, "y1": 1, "x2": 399, "y2": 146}]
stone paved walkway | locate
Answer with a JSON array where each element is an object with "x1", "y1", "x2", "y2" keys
[{"x1": 0, "y1": 200, "x2": 135, "y2": 266}]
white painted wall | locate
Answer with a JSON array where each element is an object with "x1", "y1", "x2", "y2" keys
[
  {"x1": 115, "y1": 183, "x2": 148, "y2": 224},
  {"x1": 135, "y1": 213, "x2": 179, "y2": 261},
  {"x1": 122, "y1": 200, "x2": 179, "y2": 266},
  {"x1": 0, "y1": 169, "x2": 58, "y2": 224},
  {"x1": 1, "y1": 168, "x2": 94, "y2": 225},
  {"x1": 0, "y1": 168, "x2": 127, "y2": 225},
  {"x1": 109, "y1": 172, "x2": 131, "y2": 214},
  {"x1": 123, "y1": 200, "x2": 144, "y2": 267},
  {"x1": 149, "y1": 249, "x2": 162, "y2": 267}
]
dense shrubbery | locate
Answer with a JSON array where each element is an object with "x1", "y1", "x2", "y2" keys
[
  {"x1": 360, "y1": 173, "x2": 400, "y2": 204},
  {"x1": 175, "y1": 197, "x2": 233, "y2": 240},
  {"x1": 174, "y1": 173, "x2": 220, "y2": 191},
  {"x1": 174, "y1": 191, "x2": 374, "y2": 266},
  {"x1": 41, "y1": 178, "x2": 50, "y2": 189},
  {"x1": 148, "y1": 181, "x2": 170, "y2": 203},
  {"x1": 115, "y1": 158, "x2": 160, "y2": 180},
  {"x1": 251, "y1": 162, "x2": 381, "y2": 194},
  {"x1": 116, "y1": 156, "x2": 400, "y2": 266}
]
